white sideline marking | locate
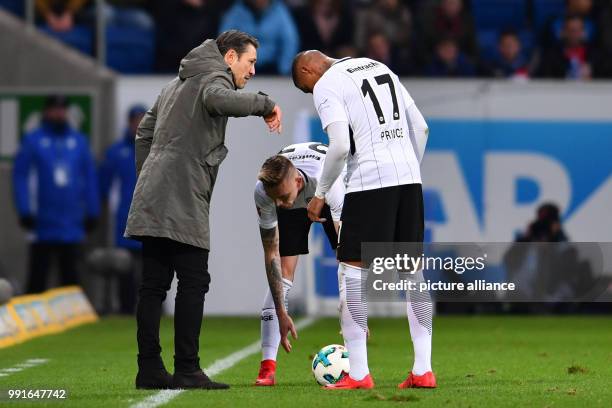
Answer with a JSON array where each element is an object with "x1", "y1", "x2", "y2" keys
[
  {"x1": 131, "y1": 317, "x2": 318, "y2": 408},
  {"x1": 0, "y1": 358, "x2": 49, "y2": 377}
]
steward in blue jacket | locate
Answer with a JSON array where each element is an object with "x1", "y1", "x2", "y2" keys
[
  {"x1": 12, "y1": 95, "x2": 99, "y2": 293},
  {"x1": 99, "y1": 106, "x2": 146, "y2": 251}
]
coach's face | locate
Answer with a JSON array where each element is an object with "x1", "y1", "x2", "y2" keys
[
  {"x1": 266, "y1": 171, "x2": 303, "y2": 209},
  {"x1": 225, "y1": 44, "x2": 257, "y2": 89}
]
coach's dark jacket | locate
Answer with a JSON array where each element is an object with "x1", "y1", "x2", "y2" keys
[{"x1": 125, "y1": 39, "x2": 275, "y2": 249}]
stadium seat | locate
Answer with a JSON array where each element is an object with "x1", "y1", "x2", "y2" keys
[
  {"x1": 532, "y1": 0, "x2": 565, "y2": 31},
  {"x1": 518, "y1": 29, "x2": 534, "y2": 57},
  {"x1": 106, "y1": 26, "x2": 154, "y2": 74},
  {"x1": 0, "y1": 0, "x2": 24, "y2": 17},
  {"x1": 471, "y1": 0, "x2": 527, "y2": 30},
  {"x1": 39, "y1": 24, "x2": 94, "y2": 56},
  {"x1": 477, "y1": 29, "x2": 499, "y2": 62}
]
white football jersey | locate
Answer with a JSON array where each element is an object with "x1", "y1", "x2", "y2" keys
[
  {"x1": 254, "y1": 142, "x2": 345, "y2": 229},
  {"x1": 313, "y1": 57, "x2": 422, "y2": 194}
]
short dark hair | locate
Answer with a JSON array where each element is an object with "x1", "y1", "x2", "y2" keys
[
  {"x1": 216, "y1": 30, "x2": 259, "y2": 57},
  {"x1": 291, "y1": 51, "x2": 307, "y2": 88},
  {"x1": 258, "y1": 155, "x2": 294, "y2": 190}
]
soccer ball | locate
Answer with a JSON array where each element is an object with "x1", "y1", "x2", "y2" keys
[{"x1": 311, "y1": 344, "x2": 350, "y2": 385}]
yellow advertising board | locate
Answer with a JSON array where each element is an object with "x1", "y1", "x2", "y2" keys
[{"x1": 0, "y1": 286, "x2": 97, "y2": 349}]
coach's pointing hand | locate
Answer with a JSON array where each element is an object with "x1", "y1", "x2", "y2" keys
[
  {"x1": 264, "y1": 105, "x2": 283, "y2": 134},
  {"x1": 278, "y1": 310, "x2": 297, "y2": 353}
]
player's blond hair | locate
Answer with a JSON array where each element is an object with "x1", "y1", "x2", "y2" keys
[{"x1": 258, "y1": 155, "x2": 294, "y2": 190}]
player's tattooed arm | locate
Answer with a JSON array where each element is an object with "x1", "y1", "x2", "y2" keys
[
  {"x1": 260, "y1": 226, "x2": 285, "y2": 313},
  {"x1": 260, "y1": 225, "x2": 298, "y2": 352}
]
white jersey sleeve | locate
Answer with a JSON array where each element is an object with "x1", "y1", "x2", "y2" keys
[
  {"x1": 314, "y1": 121, "x2": 350, "y2": 198},
  {"x1": 399, "y1": 81, "x2": 415, "y2": 108},
  {"x1": 313, "y1": 74, "x2": 349, "y2": 130},
  {"x1": 401, "y1": 83, "x2": 428, "y2": 164},
  {"x1": 325, "y1": 174, "x2": 345, "y2": 222},
  {"x1": 254, "y1": 181, "x2": 277, "y2": 229}
]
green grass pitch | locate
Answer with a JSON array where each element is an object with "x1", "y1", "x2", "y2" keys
[{"x1": 1, "y1": 316, "x2": 611, "y2": 407}]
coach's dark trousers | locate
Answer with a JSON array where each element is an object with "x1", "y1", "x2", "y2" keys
[{"x1": 136, "y1": 237, "x2": 210, "y2": 373}]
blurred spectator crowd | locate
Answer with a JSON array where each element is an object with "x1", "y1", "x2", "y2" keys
[{"x1": 1, "y1": 0, "x2": 612, "y2": 79}]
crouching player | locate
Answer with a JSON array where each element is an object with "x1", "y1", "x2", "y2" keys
[{"x1": 254, "y1": 142, "x2": 344, "y2": 386}]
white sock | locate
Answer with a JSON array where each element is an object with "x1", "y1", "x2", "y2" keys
[
  {"x1": 338, "y1": 262, "x2": 369, "y2": 381},
  {"x1": 261, "y1": 278, "x2": 292, "y2": 361},
  {"x1": 406, "y1": 275, "x2": 433, "y2": 375}
]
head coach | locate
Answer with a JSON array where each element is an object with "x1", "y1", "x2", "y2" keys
[{"x1": 124, "y1": 30, "x2": 283, "y2": 390}]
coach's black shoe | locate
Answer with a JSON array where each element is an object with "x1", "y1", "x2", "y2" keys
[
  {"x1": 172, "y1": 370, "x2": 230, "y2": 390},
  {"x1": 135, "y1": 368, "x2": 173, "y2": 389}
]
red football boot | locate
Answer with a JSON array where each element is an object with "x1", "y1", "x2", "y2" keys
[
  {"x1": 398, "y1": 371, "x2": 437, "y2": 389},
  {"x1": 254, "y1": 360, "x2": 276, "y2": 386},
  {"x1": 324, "y1": 373, "x2": 375, "y2": 390}
]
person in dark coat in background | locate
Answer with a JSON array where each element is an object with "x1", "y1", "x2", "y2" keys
[
  {"x1": 125, "y1": 30, "x2": 283, "y2": 390},
  {"x1": 486, "y1": 30, "x2": 532, "y2": 79},
  {"x1": 152, "y1": 0, "x2": 222, "y2": 73},
  {"x1": 538, "y1": 15, "x2": 596, "y2": 80},
  {"x1": 293, "y1": 0, "x2": 354, "y2": 57},
  {"x1": 417, "y1": 0, "x2": 478, "y2": 65},
  {"x1": 13, "y1": 95, "x2": 100, "y2": 294},
  {"x1": 424, "y1": 37, "x2": 475, "y2": 77}
]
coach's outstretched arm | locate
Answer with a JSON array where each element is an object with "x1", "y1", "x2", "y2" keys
[
  {"x1": 203, "y1": 76, "x2": 282, "y2": 132},
  {"x1": 259, "y1": 226, "x2": 297, "y2": 352},
  {"x1": 135, "y1": 96, "x2": 159, "y2": 176},
  {"x1": 307, "y1": 121, "x2": 350, "y2": 222}
]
